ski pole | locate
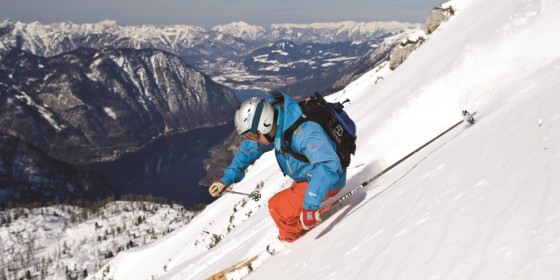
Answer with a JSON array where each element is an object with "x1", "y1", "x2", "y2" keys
[
  {"x1": 356, "y1": 110, "x2": 477, "y2": 187},
  {"x1": 226, "y1": 190, "x2": 262, "y2": 201},
  {"x1": 321, "y1": 111, "x2": 476, "y2": 214}
]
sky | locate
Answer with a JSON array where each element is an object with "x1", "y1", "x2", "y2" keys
[
  {"x1": 88, "y1": 0, "x2": 560, "y2": 279},
  {"x1": 0, "y1": 0, "x2": 447, "y2": 27}
]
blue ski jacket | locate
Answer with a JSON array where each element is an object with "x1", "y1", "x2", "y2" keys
[{"x1": 221, "y1": 92, "x2": 346, "y2": 210}]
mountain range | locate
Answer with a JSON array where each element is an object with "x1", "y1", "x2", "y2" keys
[
  {"x1": 0, "y1": 19, "x2": 419, "y2": 93},
  {"x1": 0, "y1": 19, "x2": 417, "y2": 54}
]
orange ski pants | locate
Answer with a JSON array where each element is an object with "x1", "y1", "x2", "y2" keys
[{"x1": 268, "y1": 181, "x2": 340, "y2": 241}]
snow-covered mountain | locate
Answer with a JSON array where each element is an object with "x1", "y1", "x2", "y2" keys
[
  {"x1": 0, "y1": 20, "x2": 417, "y2": 56},
  {"x1": 0, "y1": 19, "x2": 211, "y2": 57},
  {"x1": 0, "y1": 200, "x2": 195, "y2": 280},
  {"x1": 212, "y1": 20, "x2": 417, "y2": 44},
  {"x1": 84, "y1": 0, "x2": 560, "y2": 279},
  {"x1": 0, "y1": 19, "x2": 419, "y2": 91},
  {"x1": 211, "y1": 22, "x2": 266, "y2": 42}
]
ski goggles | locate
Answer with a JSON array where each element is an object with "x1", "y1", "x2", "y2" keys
[{"x1": 242, "y1": 130, "x2": 259, "y2": 141}]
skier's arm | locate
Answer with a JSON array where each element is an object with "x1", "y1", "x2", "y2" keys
[
  {"x1": 221, "y1": 139, "x2": 268, "y2": 186},
  {"x1": 293, "y1": 122, "x2": 344, "y2": 210}
]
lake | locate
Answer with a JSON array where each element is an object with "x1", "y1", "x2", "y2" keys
[
  {"x1": 89, "y1": 89, "x2": 269, "y2": 208},
  {"x1": 89, "y1": 124, "x2": 233, "y2": 208}
]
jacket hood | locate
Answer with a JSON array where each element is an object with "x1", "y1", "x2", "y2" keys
[{"x1": 267, "y1": 91, "x2": 303, "y2": 134}]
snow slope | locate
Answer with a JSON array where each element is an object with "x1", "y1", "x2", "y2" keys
[{"x1": 90, "y1": 0, "x2": 560, "y2": 279}]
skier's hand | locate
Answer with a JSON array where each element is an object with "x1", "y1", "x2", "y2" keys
[
  {"x1": 299, "y1": 208, "x2": 322, "y2": 230},
  {"x1": 209, "y1": 180, "x2": 227, "y2": 197}
]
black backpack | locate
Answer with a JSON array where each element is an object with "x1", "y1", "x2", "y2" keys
[{"x1": 274, "y1": 92, "x2": 357, "y2": 168}]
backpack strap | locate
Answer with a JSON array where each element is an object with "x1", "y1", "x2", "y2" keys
[
  {"x1": 282, "y1": 117, "x2": 310, "y2": 163},
  {"x1": 269, "y1": 91, "x2": 306, "y2": 160}
]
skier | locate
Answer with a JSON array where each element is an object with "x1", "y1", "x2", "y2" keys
[{"x1": 209, "y1": 91, "x2": 346, "y2": 247}]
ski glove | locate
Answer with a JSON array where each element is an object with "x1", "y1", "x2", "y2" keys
[
  {"x1": 209, "y1": 180, "x2": 227, "y2": 197},
  {"x1": 299, "y1": 209, "x2": 322, "y2": 230}
]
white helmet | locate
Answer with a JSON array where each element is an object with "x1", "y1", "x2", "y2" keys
[{"x1": 234, "y1": 97, "x2": 275, "y2": 140}]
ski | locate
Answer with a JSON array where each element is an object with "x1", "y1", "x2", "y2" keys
[
  {"x1": 208, "y1": 111, "x2": 476, "y2": 279},
  {"x1": 206, "y1": 255, "x2": 259, "y2": 280}
]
